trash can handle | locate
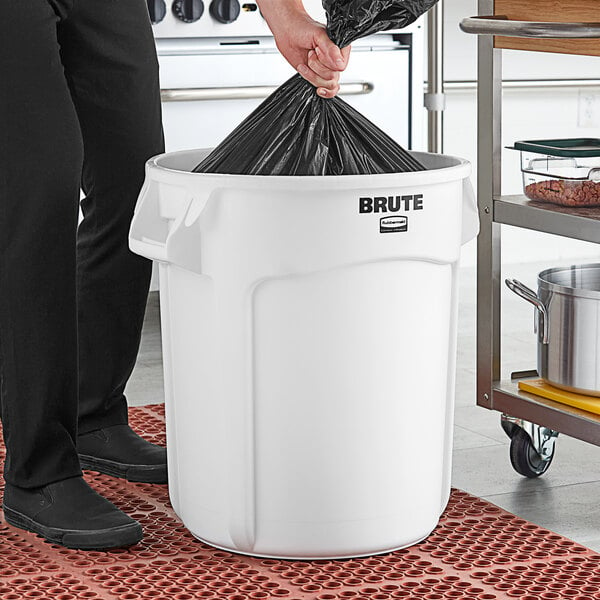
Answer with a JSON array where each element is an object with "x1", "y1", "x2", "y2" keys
[
  {"x1": 165, "y1": 194, "x2": 211, "y2": 274},
  {"x1": 129, "y1": 178, "x2": 169, "y2": 262},
  {"x1": 130, "y1": 177, "x2": 212, "y2": 274},
  {"x1": 461, "y1": 179, "x2": 480, "y2": 245}
]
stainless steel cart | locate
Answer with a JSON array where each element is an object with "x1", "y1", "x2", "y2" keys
[{"x1": 460, "y1": 1, "x2": 600, "y2": 477}]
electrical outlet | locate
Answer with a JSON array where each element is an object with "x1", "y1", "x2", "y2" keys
[{"x1": 578, "y1": 91, "x2": 600, "y2": 128}]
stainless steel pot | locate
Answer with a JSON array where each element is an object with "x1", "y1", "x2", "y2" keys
[{"x1": 506, "y1": 264, "x2": 600, "y2": 397}]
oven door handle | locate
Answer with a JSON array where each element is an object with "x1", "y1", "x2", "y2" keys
[{"x1": 160, "y1": 82, "x2": 374, "y2": 102}]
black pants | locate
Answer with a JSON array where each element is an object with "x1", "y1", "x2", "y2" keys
[{"x1": 0, "y1": 0, "x2": 164, "y2": 488}]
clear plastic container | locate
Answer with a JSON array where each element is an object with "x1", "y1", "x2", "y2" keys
[{"x1": 515, "y1": 139, "x2": 600, "y2": 207}]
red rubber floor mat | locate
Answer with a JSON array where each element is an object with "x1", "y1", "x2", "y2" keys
[{"x1": 1, "y1": 404, "x2": 599, "y2": 600}]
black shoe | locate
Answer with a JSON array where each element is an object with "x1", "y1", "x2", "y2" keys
[
  {"x1": 78, "y1": 424, "x2": 167, "y2": 484},
  {"x1": 3, "y1": 476, "x2": 143, "y2": 550}
]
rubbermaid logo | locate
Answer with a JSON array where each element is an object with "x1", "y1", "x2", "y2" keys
[{"x1": 380, "y1": 216, "x2": 408, "y2": 233}]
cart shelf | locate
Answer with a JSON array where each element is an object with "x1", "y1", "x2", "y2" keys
[
  {"x1": 494, "y1": 195, "x2": 600, "y2": 243},
  {"x1": 492, "y1": 380, "x2": 600, "y2": 446}
]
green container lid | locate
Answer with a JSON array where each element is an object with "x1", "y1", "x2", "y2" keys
[{"x1": 514, "y1": 138, "x2": 600, "y2": 157}]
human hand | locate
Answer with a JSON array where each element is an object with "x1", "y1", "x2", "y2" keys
[{"x1": 257, "y1": 0, "x2": 351, "y2": 97}]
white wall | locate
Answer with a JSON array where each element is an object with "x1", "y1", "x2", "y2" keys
[{"x1": 442, "y1": 0, "x2": 600, "y2": 267}]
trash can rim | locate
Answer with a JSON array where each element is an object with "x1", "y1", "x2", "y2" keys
[{"x1": 146, "y1": 149, "x2": 471, "y2": 189}]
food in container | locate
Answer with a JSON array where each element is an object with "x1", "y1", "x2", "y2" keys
[{"x1": 513, "y1": 138, "x2": 600, "y2": 207}]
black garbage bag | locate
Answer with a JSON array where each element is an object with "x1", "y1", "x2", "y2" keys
[
  {"x1": 324, "y1": 0, "x2": 439, "y2": 47},
  {"x1": 194, "y1": 0, "x2": 438, "y2": 176}
]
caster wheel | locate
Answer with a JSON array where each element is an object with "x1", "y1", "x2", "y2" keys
[{"x1": 509, "y1": 427, "x2": 555, "y2": 478}]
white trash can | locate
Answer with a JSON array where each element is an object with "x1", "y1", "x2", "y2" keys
[{"x1": 129, "y1": 148, "x2": 479, "y2": 560}]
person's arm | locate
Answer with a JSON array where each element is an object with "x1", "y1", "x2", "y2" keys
[{"x1": 256, "y1": 0, "x2": 350, "y2": 97}]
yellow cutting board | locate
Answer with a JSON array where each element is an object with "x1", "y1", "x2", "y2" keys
[{"x1": 518, "y1": 378, "x2": 600, "y2": 415}]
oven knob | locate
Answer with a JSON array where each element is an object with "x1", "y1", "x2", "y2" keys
[
  {"x1": 147, "y1": 0, "x2": 167, "y2": 24},
  {"x1": 209, "y1": 0, "x2": 240, "y2": 23},
  {"x1": 172, "y1": 0, "x2": 204, "y2": 23}
]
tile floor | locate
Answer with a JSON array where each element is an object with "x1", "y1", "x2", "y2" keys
[{"x1": 128, "y1": 259, "x2": 600, "y2": 552}]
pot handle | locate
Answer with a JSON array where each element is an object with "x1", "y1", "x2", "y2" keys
[{"x1": 505, "y1": 279, "x2": 549, "y2": 344}]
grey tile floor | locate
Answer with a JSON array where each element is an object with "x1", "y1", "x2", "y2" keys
[{"x1": 128, "y1": 260, "x2": 600, "y2": 552}]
